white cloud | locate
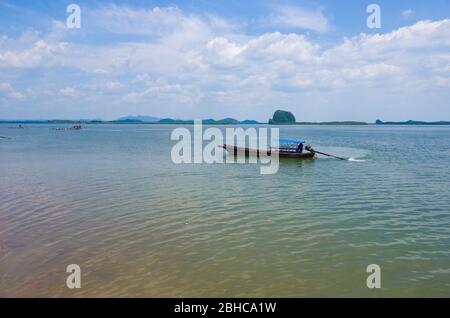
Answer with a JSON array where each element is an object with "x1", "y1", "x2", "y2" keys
[
  {"x1": 206, "y1": 37, "x2": 247, "y2": 66},
  {"x1": 265, "y1": 5, "x2": 330, "y2": 33},
  {"x1": 402, "y1": 9, "x2": 414, "y2": 19},
  {"x1": 0, "y1": 82, "x2": 25, "y2": 99},
  {"x1": 0, "y1": 22, "x2": 68, "y2": 68},
  {"x1": 86, "y1": 5, "x2": 236, "y2": 40},
  {"x1": 123, "y1": 79, "x2": 188, "y2": 103},
  {"x1": 341, "y1": 63, "x2": 402, "y2": 80},
  {"x1": 59, "y1": 87, "x2": 77, "y2": 97},
  {"x1": 0, "y1": 38, "x2": 67, "y2": 68},
  {"x1": 105, "y1": 81, "x2": 123, "y2": 90},
  {"x1": 246, "y1": 32, "x2": 319, "y2": 62}
]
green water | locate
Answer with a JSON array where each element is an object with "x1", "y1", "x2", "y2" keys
[{"x1": 0, "y1": 124, "x2": 449, "y2": 297}]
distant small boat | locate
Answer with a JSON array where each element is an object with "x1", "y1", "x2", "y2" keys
[
  {"x1": 220, "y1": 139, "x2": 316, "y2": 159},
  {"x1": 7, "y1": 125, "x2": 24, "y2": 129},
  {"x1": 53, "y1": 124, "x2": 82, "y2": 131}
]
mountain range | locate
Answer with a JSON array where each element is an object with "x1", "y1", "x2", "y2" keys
[
  {"x1": 116, "y1": 115, "x2": 160, "y2": 122},
  {"x1": 375, "y1": 119, "x2": 450, "y2": 125},
  {"x1": 115, "y1": 116, "x2": 261, "y2": 124}
]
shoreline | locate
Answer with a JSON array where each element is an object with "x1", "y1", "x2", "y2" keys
[
  {"x1": 1, "y1": 121, "x2": 450, "y2": 126},
  {"x1": 0, "y1": 121, "x2": 450, "y2": 128}
]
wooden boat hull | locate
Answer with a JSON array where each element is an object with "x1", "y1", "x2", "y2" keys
[{"x1": 220, "y1": 144, "x2": 316, "y2": 159}]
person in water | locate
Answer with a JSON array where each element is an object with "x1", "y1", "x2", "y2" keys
[{"x1": 297, "y1": 142, "x2": 304, "y2": 153}]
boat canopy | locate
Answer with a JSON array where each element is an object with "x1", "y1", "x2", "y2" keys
[{"x1": 274, "y1": 139, "x2": 305, "y2": 144}]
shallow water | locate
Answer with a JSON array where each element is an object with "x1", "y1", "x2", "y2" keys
[{"x1": 0, "y1": 124, "x2": 449, "y2": 297}]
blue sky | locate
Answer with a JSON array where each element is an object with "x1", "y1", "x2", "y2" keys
[{"x1": 0, "y1": 0, "x2": 449, "y2": 121}]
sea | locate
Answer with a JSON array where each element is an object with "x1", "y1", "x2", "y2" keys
[{"x1": 0, "y1": 123, "x2": 449, "y2": 297}]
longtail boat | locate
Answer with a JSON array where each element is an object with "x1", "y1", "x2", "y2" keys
[{"x1": 219, "y1": 139, "x2": 316, "y2": 159}]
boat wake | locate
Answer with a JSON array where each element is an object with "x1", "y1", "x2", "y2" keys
[{"x1": 348, "y1": 157, "x2": 366, "y2": 162}]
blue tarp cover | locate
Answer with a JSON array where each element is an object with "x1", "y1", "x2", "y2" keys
[{"x1": 274, "y1": 139, "x2": 305, "y2": 144}]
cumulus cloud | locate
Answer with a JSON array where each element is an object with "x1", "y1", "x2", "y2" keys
[
  {"x1": 0, "y1": 37, "x2": 67, "y2": 68},
  {"x1": 0, "y1": 21, "x2": 68, "y2": 68},
  {"x1": 206, "y1": 37, "x2": 247, "y2": 66}
]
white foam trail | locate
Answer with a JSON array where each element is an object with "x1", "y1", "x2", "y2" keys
[{"x1": 348, "y1": 157, "x2": 366, "y2": 162}]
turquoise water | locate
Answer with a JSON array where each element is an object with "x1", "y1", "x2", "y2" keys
[{"x1": 0, "y1": 124, "x2": 449, "y2": 297}]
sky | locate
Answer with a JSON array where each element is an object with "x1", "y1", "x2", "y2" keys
[{"x1": 0, "y1": 0, "x2": 449, "y2": 121}]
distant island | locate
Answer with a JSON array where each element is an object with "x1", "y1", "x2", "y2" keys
[
  {"x1": 1, "y1": 113, "x2": 448, "y2": 125},
  {"x1": 268, "y1": 110, "x2": 367, "y2": 125},
  {"x1": 296, "y1": 121, "x2": 368, "y2": 125},
  {"x1": 155, "y1": 118, "x2": 260, "y2": 125},
  {"x1": 269, "y1": 110, "x2": 296, "y2": 124},
  {"x1": 375, "y1": 119, "x2": 450, "y2": 125},
  {"x1": 116, "y1": 115, "x2": 160, "y2": 123},
  {"x1": 0, "y1": 117, "x2": 262, "y2": 125}
]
